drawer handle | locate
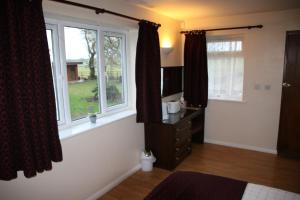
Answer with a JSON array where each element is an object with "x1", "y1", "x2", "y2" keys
[
  {"x1": 175, "y1": 157, "x2": 180, "y2": 161},
  {"x1": 175, "y1": 147, "x2": 180, "y2": 152}
]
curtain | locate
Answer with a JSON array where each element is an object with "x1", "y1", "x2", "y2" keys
[
  {"x1": 135, "y1": 20, "x2": 162, "y2": 123},
  {"x1": 184, "y1": 32, "x2": 208, "y2": 107},
  {"x1": 0, "y1": 0, "x2": 62, "y2": 180}
]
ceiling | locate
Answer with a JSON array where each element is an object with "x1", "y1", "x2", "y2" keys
[{"x1": 123, "y1": 0, "x2": 300, "y2": 21}]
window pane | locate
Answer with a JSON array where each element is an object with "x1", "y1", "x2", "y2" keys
[
  {"x1": 64, "y1": 27, "x2": 100, "y2": 121},
  {"x1": 207, "y1": 38, "x2": 244, "y2": 101},
  {"x1": 207, "y1": 40, "x2": 242, "y2": 52},
  {"x1": 103, "y1": 34, "x2": 125, "y2": 107},
  {"x1": 46, "y1": 29, "x2": 60, "y2": 121},
  {"x1": 231, "y1": 57, "x2": 244, "y2": 97}
]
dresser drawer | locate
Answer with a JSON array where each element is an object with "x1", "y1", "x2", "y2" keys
[
  {"x1": 175, "y1": 134, "x2": 191, "y2": 147},
  {"x1": 175, "y1": 120, "x2": 192, "y2": 130},
  {"x1": 175, "y1": 142, "x2": 191, "y2": 157},
  {"x1": 175, "y1": 123, "x2": 191, "y2": 135},
  {"x1": 174, "y1": 144, "x2": 192, "y2": 165},
  {"x1": 175, "y1": 120, "x2": 191, "y2": 145}
]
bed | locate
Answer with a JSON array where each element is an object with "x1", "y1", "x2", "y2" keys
[
  {"x1": 145, "y1": 171, "x2": 300, "y2": 200},
  {"x1": 243, "y1": 183, "x2": 300, "y2": 200}
]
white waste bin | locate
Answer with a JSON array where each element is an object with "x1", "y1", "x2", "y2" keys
[{"x1": 141, "y1": 151, "x2": 156, "y2": 172}]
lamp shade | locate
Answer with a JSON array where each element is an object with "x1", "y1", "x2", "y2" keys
[{"x1": 161, "y1": 47, "x2": 173, "y2": 55}]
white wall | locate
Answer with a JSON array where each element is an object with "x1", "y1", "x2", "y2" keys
[
  {"x1": 0, "y1": 116, "x2": 143, "y2": 200},
  {"x1": 184, "y1": 9, "x2": 300, "y2": 152},
  {"x1": 0, "y1": 1, "x2": 182, "y2": 200}
]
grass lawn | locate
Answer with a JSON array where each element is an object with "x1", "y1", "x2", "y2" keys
[
  {"x1": 68, "y1": 80, "x2": 99, "y2": 120},
  {"x1": 68, "y1": 79, "x2": 123, "y2": 120}
]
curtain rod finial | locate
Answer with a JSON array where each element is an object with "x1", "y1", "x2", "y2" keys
[{"x1": 257, "y1": 24, "x2": 263, "y2": 28}]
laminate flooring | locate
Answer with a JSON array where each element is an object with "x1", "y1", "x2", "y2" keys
[{"x1": 99, "y1": 143, "x2": 300, "y2": 200}]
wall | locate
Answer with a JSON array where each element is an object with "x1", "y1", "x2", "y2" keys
[
  {"x1": 184, "y1": 9, "x2": 300, "y2": 152},
  {"x1": 0, "y1": 116, "x2": 143, "y2": 200},
  {"x1": 0, "y1": 1, "x2": 182, "y2": 200}
]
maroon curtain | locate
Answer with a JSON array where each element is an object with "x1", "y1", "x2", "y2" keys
[
  {"x1": 184, "y1": 32, "x2": 208, "y2": 107},
  {"x1": 135, "y1": 20, "x2": 162, "y2": 123},
  {"x1": 0, "y1": 0, "x2": 62, "y2": 180}
]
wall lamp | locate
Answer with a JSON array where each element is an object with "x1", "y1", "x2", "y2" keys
[{"x1": 161, "y1": 47, "x2": 173, "y2": 55}]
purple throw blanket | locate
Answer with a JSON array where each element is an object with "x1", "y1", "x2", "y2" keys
[{"x1": 145, "y1": 171, "x2": 247, "y2": 200}]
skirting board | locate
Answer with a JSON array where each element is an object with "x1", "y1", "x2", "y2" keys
[
  {"x1": 204, "y1": 138, "x2": 277, "y2": 154},
  {"x1": 85, "y1": 164, "x2": 141, "y2": 200}
]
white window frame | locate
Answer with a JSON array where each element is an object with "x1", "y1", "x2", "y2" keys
[
  {"x1": 207, "y1": 35, "x2": 245, "y2": 102},
  {"x1": 61, "y1": 22, "x2": 101, "y2": 127},
  {"x1": 46, "y1": 24, "x2": 65, "y2": 125},
  {"x1": 45, "y1": 18, "x2": 129, "y2": 129},
  {"x1": 100, "y1": 30, "x2": 128, "y2": 112}
]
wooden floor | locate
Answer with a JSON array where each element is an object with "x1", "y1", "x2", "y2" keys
[{"x1": 99, "y1": 143, "x2": 300, "y2": 200}]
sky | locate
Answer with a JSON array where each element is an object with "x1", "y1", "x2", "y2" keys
[
  {"x1": 47, "y1": 27, "x2": 93, "y2": 61},
  {"x1": 64, "y1": 27, "x2": 92, "y2": 60}
]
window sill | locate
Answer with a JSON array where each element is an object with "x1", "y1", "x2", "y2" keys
[
  {"x1": 59, "y1": 109, "x2": 136, "y2": 141},
  {"x1": 208, "y1": 98, "x2": 247, "y2": 103}
]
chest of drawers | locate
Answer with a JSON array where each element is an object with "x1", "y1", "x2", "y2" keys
[{"x1": 145, "y1": 108, "x2": 204, "y2": 170}]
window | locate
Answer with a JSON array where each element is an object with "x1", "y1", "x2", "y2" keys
[
  {"x1": 46, "y1": 20, "x2": 128, "y2": 127},
  {"x1": 207, "y1": 36, "x2": 244, "y2": 101},
  {"x1": 64, "y1": 26, "x2": 100, "y2": 121},
  {"x1": 103, "y1": 32, "x2": 126, "y2": 108},
  {"x1": 46, "y1": 24, "x2": 64, "y2": 124}
]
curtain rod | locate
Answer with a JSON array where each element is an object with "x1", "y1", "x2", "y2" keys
[
  {"x1": 180, "y1": 24, "x2": 263, "y2": 34},
  {"x1": 49, "y1": 0, "x2": 161, "y2": 27}
]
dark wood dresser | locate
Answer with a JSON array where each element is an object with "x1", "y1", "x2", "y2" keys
[{"x1": 145, "y1": 108, "x2": 205, "y2": 170}]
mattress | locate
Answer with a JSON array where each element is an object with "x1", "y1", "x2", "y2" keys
[{"x1": 242, "y1": 183, "x2": 300, "y2": 200}]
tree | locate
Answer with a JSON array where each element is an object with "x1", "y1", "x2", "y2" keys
[
  {"x1": 103, "y1": 36, "x2": 122, "y2": 82},
  {"x1": 103, "y1": 36, "x2": 121, "y2": 68},
  {"x1": 92, "y1": 36, "x2": 122, "y2": 101},
  {"x1": 82, "y1": 30, "x2": 96, "y2": 79}
]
